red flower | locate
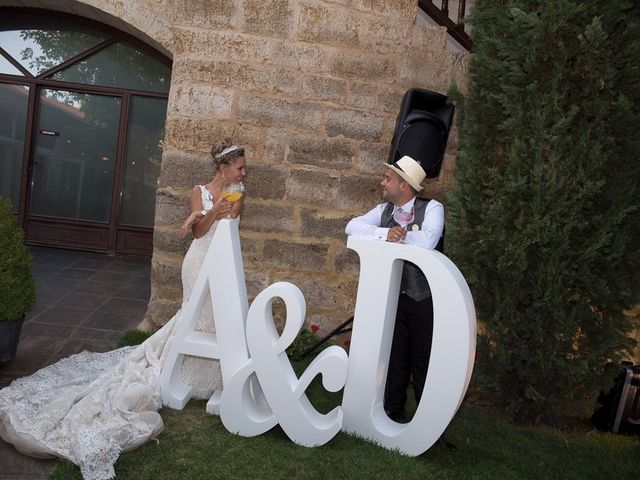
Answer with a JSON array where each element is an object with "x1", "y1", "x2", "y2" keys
[{"x1": 310, "y1": 324, "x2": 319, "y2": 333}]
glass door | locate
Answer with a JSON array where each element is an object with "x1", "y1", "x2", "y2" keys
[
  {"x1": 118, "y1": 95, "x2": 166, "y2": 227},
  {"x1": 25, "y1": 88, "x2": 121, "y2": 250},
  {"x1": 113, "y1": 95, "x2": 167, "y2": 253},
  {"x1": 1, "y1": 9, "x2": 171, "y2": 255},
  {"x1": 0, "y1": 83, "x2": 29, "y2": 211}
]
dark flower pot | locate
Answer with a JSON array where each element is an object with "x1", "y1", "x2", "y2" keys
[{"x1": 0, "y1": 316, "x2": 24, "y2": 364}]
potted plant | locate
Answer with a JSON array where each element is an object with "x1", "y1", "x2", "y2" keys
[{"x1": 0, "y1": 197, "x2": 36, "y2": 363}]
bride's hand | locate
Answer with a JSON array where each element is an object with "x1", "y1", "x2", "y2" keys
[
  {"x1": 179, "y1": 211, "x2": 203, "y2": 238},
  {"x1": 211, "y1": 197, "x2": 232, "y2": 220},
  {"x1": 227, "y1": 193, "x2": 245, "y2": 219}
]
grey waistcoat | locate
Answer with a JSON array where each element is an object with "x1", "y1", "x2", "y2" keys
[{"x1": 381, "y1": 197, "x2": 435, "y2": 302}]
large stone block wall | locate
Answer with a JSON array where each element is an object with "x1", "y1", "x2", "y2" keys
[{"x1": 4, "y1": 0, "x2": 468, "y2": 333}]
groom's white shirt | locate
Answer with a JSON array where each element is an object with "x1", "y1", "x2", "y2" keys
[{"x1": 345, "y1": 197, "x2": 444, "y2": 250}]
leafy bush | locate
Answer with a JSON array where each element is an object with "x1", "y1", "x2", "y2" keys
[
  {"x1": 286, "y1": 326, "x2": 320, "y2": 361},
  {"x1": 0, "y1": 197, "x2": 36, "y2": 321},
  {"x1": 447, "y1": 1, "x2": 640, "y2": 422},
  {"x1": 117, "y1": 329, "x2": 153, "y2": 348}
]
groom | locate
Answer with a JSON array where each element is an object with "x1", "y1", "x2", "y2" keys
[{"x1": 345, "y1": 155, "x2": 444, "y2": 421}]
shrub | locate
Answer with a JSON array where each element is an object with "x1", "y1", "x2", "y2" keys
[
  {"x1": 117, "y1": 329, "x2": 153, "y2": 348},
  {"x1": 287, "y1": 326, "x2": 321, "y2": 361},
  {"x1": 0, "y1": 197, "x2": 36, "y2": 321},
  {"x1": 447, "y1": 1, "x2": 640, "y2": 422}
]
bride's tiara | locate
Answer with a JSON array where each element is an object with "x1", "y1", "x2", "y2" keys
[{"x1": 215, "y1": 145, "x2": 243, "y2": 160}]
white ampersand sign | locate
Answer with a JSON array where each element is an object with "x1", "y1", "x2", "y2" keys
[
  {"x1": 220, "y1": 282, "x2": 348, "y2": 446},
  {"x1": 160, "y1": 218, "x2": 476, "y2": 456}
]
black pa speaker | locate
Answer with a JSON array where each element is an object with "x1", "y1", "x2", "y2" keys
[{"x1": 387, "y1": 88, "x2": 455, "y2": 178}]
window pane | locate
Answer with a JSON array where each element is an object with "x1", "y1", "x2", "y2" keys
[
  {"x1": 53, "y1": 41, "x2": 171, "y2": 93},
  {"x1": 0, "y1": 83, "x2": 29, "y2": 211},
  {"x1": 0, "y1": 14, "x2": 108, "y2": 76},
  {"x1": 118, "y1": 96, "x2": 167, "y2": 227},
  {"x1": 0, "y1": 53, "x2": 23, "y2": 76},
  {"x1": 29, "y1": 89, "x2": 120, "y2": 222}
]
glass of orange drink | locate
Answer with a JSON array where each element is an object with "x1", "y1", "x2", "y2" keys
[{"x1": 221, "y1": 182, "x2": 244, "y2": 216}]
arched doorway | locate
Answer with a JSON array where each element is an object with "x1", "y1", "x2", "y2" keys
[{"x1": 0, "y1": 8, "x2": 171, "y2": 255}]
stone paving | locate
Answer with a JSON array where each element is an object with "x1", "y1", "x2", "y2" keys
[{"x1": 0, "y1": 246, "x2": 151, "y2": 479}]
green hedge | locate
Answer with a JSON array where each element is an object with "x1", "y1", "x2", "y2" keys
[
  {"x1": 447, "y1": 1, "x2": 640, "y2": 422},
  {"x1": 0, "y1": 197, "x2": 36, "y2": 321}
]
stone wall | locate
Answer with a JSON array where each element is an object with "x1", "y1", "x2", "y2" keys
[
  {"x1": 2, "y1": 0, "x2": 468, "y2": 333},
  {"x1": 146, "y1": 0, "x2": 468, "y2": 333}
]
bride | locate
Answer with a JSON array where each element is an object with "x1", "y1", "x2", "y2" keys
[{"x1": 0, "y1": 139, "x2": 247, "y2": 480}]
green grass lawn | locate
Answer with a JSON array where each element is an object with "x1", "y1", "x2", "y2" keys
[{"x1": 50, "y1": 379, "x2": 639, "y2": 480}]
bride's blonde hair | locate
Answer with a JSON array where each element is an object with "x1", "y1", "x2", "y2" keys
[{"x1": 211, "y1": 139, "x2": 245, "y2": 170}]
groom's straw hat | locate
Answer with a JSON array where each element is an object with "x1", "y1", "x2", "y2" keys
[{"x1": 385, "y1": 155, "x2": 426, "y2": 192}]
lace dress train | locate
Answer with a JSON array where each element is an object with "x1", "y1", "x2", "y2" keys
[{"x1": 0, "y1": 186, "x2": 222, "y2": 480}]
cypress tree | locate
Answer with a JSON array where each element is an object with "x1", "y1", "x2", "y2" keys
[{"x1": 447, "y1": 0, "x2": 640, "y2": 422}]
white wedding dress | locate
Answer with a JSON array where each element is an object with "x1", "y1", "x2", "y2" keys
[{"x1": 0, "y1": 186, "x2": 222, "y2": 480}]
